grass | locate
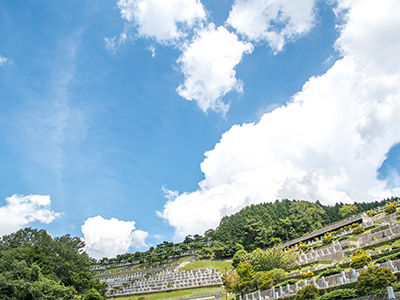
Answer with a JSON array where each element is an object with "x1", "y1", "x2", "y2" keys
[
  {"x1": 181, "y1": 261, "x2": 233, "y2": 274},
  {"x1": 94, "y1": 256, "x2": 195, "y2": 278},
  {"x1": 105, "y1": 286, "x2": 225, "y2": 300}
]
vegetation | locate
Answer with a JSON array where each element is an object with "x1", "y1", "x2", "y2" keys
[
  {"x1": 0, "y1": 228, "x2": 106, "y2": 299},
  {"x1": 316, "y1": 288, "x2": 357, "y2": 300},
  {"x1": 236, "y1": 246, "x2": 298, "y2": 272},
  {"x1": 295, "y1": 285, "x2": 319, "y2": 300},
  {"x1": 356, "y1": 267, "x2": 396, "y2": 296},
  {"x1": 385, "y1": 203, "x2": 397, "y2": 215},
  {"x1": 339, "y1": 204, "x2": 358, "y2": 218},
  {"x1": 181, "y1": 260, "x2": 232, "y2": 274},
  {"x1": 350, "y1": 249, "x2": 372, "y2": 269}
]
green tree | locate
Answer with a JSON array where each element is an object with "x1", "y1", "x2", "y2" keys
[
  {"x1": 339, "y1": 204, "x2": 358, "y2": 218},
  {"x1": 257, "y1": 271, "x2": 274, "y2": 290},
  {"x1": 232, "y1": 249, "x2": 248, "y2": 268},
  {"x1": 0, "y1": 228, "x2": 106, "y2": 299},
  {"x1": 244, "y1": 246, "x2": 297, "y2": 272},
  {"x1": 356, "y1": 267, "x2": 396, "y2": 296}
]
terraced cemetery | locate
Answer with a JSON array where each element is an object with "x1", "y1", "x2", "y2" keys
[{"x1": 92, "y1": 200, "x2": 400, "y2": 299}]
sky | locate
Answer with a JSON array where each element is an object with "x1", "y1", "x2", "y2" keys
[{"x1": 0, "y1": 0, "x2": 400, "y2": 259}]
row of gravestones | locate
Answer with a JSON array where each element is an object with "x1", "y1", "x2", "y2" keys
[
  {"x1": 297, "y1": 222, "x2": 400, "y2": 267},
  {"x1": 297, "y1": 240, "x2": 344, "y2": 264},
  {"x1": 246, "y1": 260, "x2": 400, "y2": 300},
  {"x1": 100, "y1": 268, "x2": 223, "y2": 296}
]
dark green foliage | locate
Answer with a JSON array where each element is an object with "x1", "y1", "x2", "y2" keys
[
  {"x1": 356, "y1": 266, "x2": 396, "y2": 296},
  {"x1": 316, "y1": 288, "x2": 357, "y2": 300},
  {"x1": 339, "y1": 205, "x2": 358, "y2": 218},
  {"x1": 214, "y1": 199, "x2": 385, "y2": 251},
  {"x1": 294, "y1": 285, "x2": 319, "y2": 300},
  {"x1": 232, "y1": 249, "x2": 248, "y2": 268},
  {"x1": 0, "y1": 228, "x2": 106, "y2": 300}
]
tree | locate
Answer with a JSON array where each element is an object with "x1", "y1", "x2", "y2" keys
[
  {"x1": 295, "y1": 285, "x2": 319, "y2": 300},
  {"x1": 339, "y1": 204, "x2": 358, "y2": 218},
  {"x1": 232, "y1": 249, "x2": 248, "y2": 268},
  {"x1": 0, "y1": 228, "x2": 106, "y2": 299},
  {"x1": 198, "y1": 247, "x2": 213, "y2": 258},
  {"x1": 249, "y1": 246, "x2": 298, "y2": 272},
  {"x1": 357, "y1": 267, "x2": 396, "y2": 296},
  {"x1": 257, "y1": 271, "x2": 274, "y2": 290}
]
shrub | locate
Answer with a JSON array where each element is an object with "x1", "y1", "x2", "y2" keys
[
  {"x1": 275, "y1": 278, "x2": 300, "y2": 287},
  {"x1": 350, "y1": 251, "x2": 371, "y2": 269},
  {"x1": 385, "y1": 204, "x2": 397, "y2": 215},
  {"x1": 317, "y1": 288, "x2": 357, "y2": 300},
  {"x1": 301, "y1": 271, "x2": 314, "y2": 279},
  {"x1": 356, "y1": 266, "x2": 396, "y2": 296},
  {"x1": 317, "y1": 267, "x2": 343, "y2": 278},
  {"x1": 352, "y1": 226, "x2": 365, "y2": 235},
  {"x1": 295, "y1": 285, "x2": 319, "y2": 300},
  {"x1": 322, "y1": 235, "x2": 334, "y2": 245},
  {"x1": 298, "y1": 244, "x2": 309, "y2": 252}
]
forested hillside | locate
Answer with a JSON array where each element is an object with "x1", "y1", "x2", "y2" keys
[
  {"x1": 0, "y1": 228, "x2": 106, "y2": 300},
  {"x1": 214, "y1": 199, "x2": 386, "y2": 252}
]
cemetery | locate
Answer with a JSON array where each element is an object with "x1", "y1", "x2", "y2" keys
[{"x1": 94, "y1": 200, "x2": 400, "y2": 299}]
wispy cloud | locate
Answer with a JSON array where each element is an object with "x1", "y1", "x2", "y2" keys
[
  {"x1": 0, "y1": 55, "x2": 13, "y2": 66},
  {"x1": 10, "y1": 30, "x2": 87, "y2": 198}
]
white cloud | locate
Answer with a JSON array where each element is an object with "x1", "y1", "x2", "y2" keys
[
  {"x1": 177, "y1": 24, "x2": 253, "y2": 114},
  {"x1": 0, "y1": 194, "x2": 60, "y2": 236},
  {"x1": 105, "y1": 36, "x2": 117, "y2": 54},
  {"x1": 159, "y1": 0, "x2": 400, "y2": 240},
  {"x1": 0, "y1": 55, "x2": 12, "y2": 66},
  {"x1": 226, "y1": 0, "x2": 317, "y2": 52},
  {"x1": 116, "y1": 0, "x2": 206, "y2": 43},
  {"x1": 81, "y1": 215, "x2": 148, "y2": 259}
]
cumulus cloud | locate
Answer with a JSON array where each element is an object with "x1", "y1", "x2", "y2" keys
[
  {"x1": 0, "y1": 194, "x2": 60, "y2": 236},
  {"x1": 226, "y1": 0, "x2": 317, "y2": 52},
  {"x1": 81, "y1": 216, "x2": 148, "y2": 259},
  {"x1": 159, "y1": 0, "x2": 400, "y2": 240},
  {"x1": 177, "y1": 25, "x2": 253, "y2": 114},
  {"x1": 116, "y1": 0, "x2": 206, "y2": 43}
]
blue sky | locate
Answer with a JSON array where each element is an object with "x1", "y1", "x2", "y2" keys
[{"x1": 1, "y1": 0, "x2": 400, "y2": 259}]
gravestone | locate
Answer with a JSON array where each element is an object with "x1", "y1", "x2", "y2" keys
[{"x1": 387, "y1": 286, "x2": 396, "y2": 300}]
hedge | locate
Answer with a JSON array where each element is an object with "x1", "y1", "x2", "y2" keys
[{"x1": 362, "y1": 235, "x2": 400, "y2": 251}]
